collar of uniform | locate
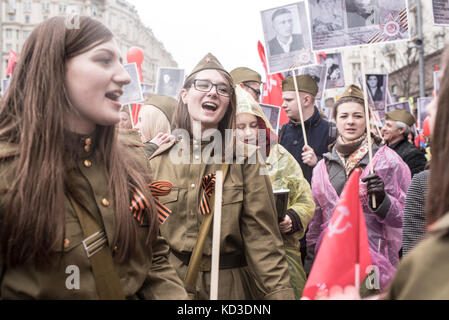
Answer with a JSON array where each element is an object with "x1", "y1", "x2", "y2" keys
[
  {"x1": 65, "y1": 130, "x2": 96, "y2": 159},
  {"x1": 388, "y1": 137, "x2": 406, "y2": 150},
  {"x1": 289, "y1": 107, "x2": 321, "y2": 128}
]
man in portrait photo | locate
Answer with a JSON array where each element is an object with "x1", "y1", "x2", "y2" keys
[
  {"x1": 345, "y1": 0, "x2": 380, "y2": 28},
  {"x1": 268, "y1": 7, "x2": 305, "y2": 56}
]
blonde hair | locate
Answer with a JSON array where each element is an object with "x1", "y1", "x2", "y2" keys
[{"x1": 139, "y1": 104, "x2": 171, "y2": 142}]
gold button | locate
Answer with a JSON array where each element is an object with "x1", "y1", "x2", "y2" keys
[
  {"x1": 113, "y1": 246, "x2": 118, "y2": 252},
  {"x1": 84, "y1": 145, "x2": 91, "y2": 152},
  {"x1": 64, "y1": 238, "x2": 70, "y2": 249},
  {"x1": 83, "y1": 159, "x2": 92, "y2": 167},
  {"x1": 102, "y1": 198, "x2": 110, "y2": 207},
  {"x1": 194, "y1": 155, "x2": 200, "y2": 160},
  {"x1": 191, "y1": 184, "x2": 195, "y2": 188},
  {"x1": 85, "y1": 138, "x2": 92, "y2": 145},
  {"x1": 190, "y1": 211, "x2": 195, "y2": 217}
]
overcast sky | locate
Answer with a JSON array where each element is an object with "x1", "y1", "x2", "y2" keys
[{"x1": 127, "y1": 0, "x2": 298, "y2": 78}]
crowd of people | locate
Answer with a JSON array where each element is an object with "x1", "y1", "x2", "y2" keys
[{"x1": 0, "y1": 15, "x2": 447, "y2": 300}]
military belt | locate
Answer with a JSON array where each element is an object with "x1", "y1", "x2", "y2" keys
[{"x1": 171, "y1": 249, "x2": 247, "y2": 272}]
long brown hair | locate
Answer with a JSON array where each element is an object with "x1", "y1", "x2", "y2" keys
[
  {"x1": 172, "y1": 71, "x2": 236, "y2": 136},
  {"x1": 0, "y1": 16, "x2": 158, "y2": 267},
  {"x1": 426, "y1": 47, "x2": 449, "y2": 225}
]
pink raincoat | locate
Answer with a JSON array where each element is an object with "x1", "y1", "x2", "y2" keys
[{"x1": 307, "y1": 145, "x2": 411, "y2": 290}]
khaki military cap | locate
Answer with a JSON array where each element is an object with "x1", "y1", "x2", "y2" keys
[
  {"x1": 188, "y1": 53, "x2": 230, "y2": 78},
  {"x1": 386, "y1": 109, "x2": 416, "y2": 127},
  {"x1": 230, "y1": 67, "x2": 262, "y2": 84},
  {"x1": 144, "y1": 94, "x2": 177, "y2": 123},
  {"x1": 282, "y1": 75, "x2": 318, "y2": 96},
  {"x1": 340, "y1": 84, "x2": 364, "y2": 101}
]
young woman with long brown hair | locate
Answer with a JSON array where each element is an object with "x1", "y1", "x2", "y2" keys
[{"x1": 0, "y1": 16, "x2": 187, "y2": 299}]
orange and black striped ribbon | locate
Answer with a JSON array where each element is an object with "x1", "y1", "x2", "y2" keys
[
  {"x1": 129, "y1": 181, "x2": 173, "y2": 225},
  {"x1": 200, "y1": 173, "x2": 215, "y2": 215}
]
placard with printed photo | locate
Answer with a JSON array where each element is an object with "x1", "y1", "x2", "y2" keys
[
  {"x1": 260, "y1": 103, "x2": 282, "y2": 134},
  {"x1": 432, "y1": 0, "x2": 449, "y2": 26},
  {"x1": 308, "y1": 0, "x2": 409, "y2": 51},
  {"x1": 120, "y1": 63, "x2": 144, "y2": 105},
  {"x1": 417, "y1": 97, "x2": 433, "y2": 130},
  {"x1": 1, "y1": 78, "x2": 10, "y2": 96},
  {"x1": 155, "y1": 67, "x2": 184, "y2": 99},
  {"x1": 261, "y1": 1, "x2": 315, "y2": 74},
  {"x1": 141, "y1": 83, "x2": 155, "y2": 99},
  {"x1": 385, "y1": 100, "x2": 412, "y2": 114},
  {"x1": 366, "y1": 73, "x2": 388, "y2": 122},
  {"x1": 318, "y1": 52, "x2": 345, "y2": 88}
]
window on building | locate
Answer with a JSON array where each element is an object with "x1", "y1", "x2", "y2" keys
[
  {"x1": 6, "y1": 29, "x2": 12, "y2": 40},
  {"x1": 24, "y1": 1, "x2": 32, "y2": 12},
  {"x1": 8, "y1": 14, "x2": 15, "y2": 22},
  {"x1": 92, "y1": 3, "x2": 99, "y2": 16},
  {"x1": 23, "y1": 30, "x2": 30, "y2": 39},
  {"x1": 41, "y1": 2, "x2": 50, "y2": 12},
  {"x1": 16, "y1": 30, "x2": 19, "y2": 40},
  {"x1": 435, "y1": 34, "x2": 445, "y2": 50},
  {"x1": 25, "y1": 15, "x2": 30, "y2": 23},
  {"x1": 7, "y1": 0, "x2": 16, "y2": 9},
  {"x1": 388, "y1": 53, "x2": 396, "y2": 67},
  {"x1": 59, "y1": 4, "x2": 66, "y2": 13}
]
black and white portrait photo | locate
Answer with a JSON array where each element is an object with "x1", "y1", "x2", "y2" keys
[
  {"x1": 385, "y1": 101, "x2": 412, "y2": 114},
  {"x1": 308, "y1": 0, "x2": 409, "y2": 51},
  {"x1": 366, "y1": 74, "x2": 386, "y2": 103},
  {"x1": 260, "y1": 104, "x2": 281, "y2": 134},
  {"x1": 155, "y1": 67, "x2": 184, "y2": 99},
  {"x1": 345, "y1": 0, "x2": 380, "y2": 29},
  {"x1": 261, "y1": 2, "x2": 314, "y2": 74},
  {"x1": 318, "y1": 53, "x2": 345, "y2": 88},
  {"x1": 432, "y1": 0, "x2": 449, "y2": 26},
  {"x1": 310, "y1": 0, "x2": 344, "y2": 33},
  {"x1": 120, "y1": 63, "x2": 144, "y2": 105}
]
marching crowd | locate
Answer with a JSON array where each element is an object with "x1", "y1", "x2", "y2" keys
[{"x1": 0, "y1": 15, "x2": 447, "y2": 300}]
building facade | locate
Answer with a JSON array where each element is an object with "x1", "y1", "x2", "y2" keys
[{"x1": 0, "y1": 0, "x2": 177, "y2": 84}]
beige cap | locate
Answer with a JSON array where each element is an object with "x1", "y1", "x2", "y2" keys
[
  {"x1": 230, "y1": 67, "x2": 262, "y2": 84},
  {"x1": 282, "y1": 75, "x2": 318, "y2": 96},
  {"x1": 144, "y1": 94, "x2": 177, "y2": 123},
  {"x1": 386, "y1": 109, "x2": 416, "y2": 127}
]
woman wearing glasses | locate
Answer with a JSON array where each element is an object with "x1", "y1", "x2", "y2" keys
[{"x1": 149, "y1": 53, "x2": 294, "y2": 300}]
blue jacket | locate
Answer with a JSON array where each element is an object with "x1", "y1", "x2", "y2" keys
[{"x1": 279, "y1": 107, "x2": 331, "y2": 184}]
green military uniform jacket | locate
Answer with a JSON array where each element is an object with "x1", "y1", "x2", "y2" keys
[
  {"x1": 386, "y1": 213, "x2": 449, "y2": 299},
  {"x1": 0, "y1": 131, "x2": 188, "y2": 299},
  {"x1": 149, "y1": 136, "x2": 295, "y2": 300}
]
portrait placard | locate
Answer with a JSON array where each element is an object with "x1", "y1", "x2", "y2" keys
[
  {"x1": 385, "y1": 100, "x2": 412, "y2": 114},
  {"x1": 417, "y1": 97, "x2": 433, "y2": 130},
  {"x1": 308, "y1": 0, "x2": 409, "y2": 51},
  {"x1": 261, "y1": 1, "x2": 315, "y2": 74},
  {"x1": 365, "y1": 73, "x2": 388, "y2": 122},
  {"x1": 260, "y1": 103, "x2": 282, "y2": 134},
  {"x1": 318, "y1": 52, "x2": 345, "y2": 88},
  {"x1": 283, "y1": 64, "x2": 327, "y2": 101},
  {"x1": 432, "y1": 0, "x2": 449, "y2": 26},
  {"x1": 155, "y1": 67, "x2": 184, "y2": 99},
  {"x1": 141, "y1": 83, "x2": 155, "y2": 99},
  {"x1": 120, "y1": 63, "x2": 144, "y2": 105}
]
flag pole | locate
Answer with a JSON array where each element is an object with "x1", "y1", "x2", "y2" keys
[
  {"x1": 359, "y1": 47, "x2": 376, "y2": 209},
  {"x1": 127, "y1": 104, "x2": 136, "y2": 129},
  {"x1": 290, "y1": 65, "x2": 309, "y2": 147},
  {"x1": 210, "y1": 170, "x2": 223, "y2": 300}
]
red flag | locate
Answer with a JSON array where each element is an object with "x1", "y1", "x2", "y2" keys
[
  {"x1": 257, "y1": 41, "x2": 289, "y2": 125},
  {"x1": 6, "y1": 50, "x2": 19, "y2": 76},
  {"x1": 302, "y1": 169, "x2": 372, "y2": 299}
]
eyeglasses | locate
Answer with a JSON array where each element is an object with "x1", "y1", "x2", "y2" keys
[
  {"x1": 243, "y1": 83, "x2": 261, "y2": 98},
  {"x1": 193, "y1": 79, "x2": 233, "y2": 97}
]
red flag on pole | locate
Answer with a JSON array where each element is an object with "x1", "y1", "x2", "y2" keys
[
  {"x1": 257, "y1": 41, "x2": 289, "y2": 125},
  {"x1": 302, "y1": 168, "x2": 372, "y2": 299},
  {"x1": 6, "y1": 50, "x2": 19, "y2": 76}
]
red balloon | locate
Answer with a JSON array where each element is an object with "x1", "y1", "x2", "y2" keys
[
  {"x1": 423, "y1": 117, "x2": 431, "y2": 137},
  {"x1": 126, "y1": 47, "x2": 144, "y2": 66}
]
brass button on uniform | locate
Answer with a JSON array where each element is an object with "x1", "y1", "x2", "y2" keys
[
  {"x1": 191, "y1": 184, "x2": 195, "y2": 189},
  {"x1": 64, "y1": 238, "x2": 70, "y2": 249},
  {"x1": 84, "y1": 145, "x2": 91, "y2": 152},
  {"x1": 85, "y1": 138, "x2": 92, "y2": 145},
  {"x1": 190, "y1": 211, "x2": 195, "y2": 217},
  {"x1": 101, "y1": 198, "x2": 110, "y2": 207},
  {"x1": 83, "y1": 159, "x2": 92, "y2": 168}
]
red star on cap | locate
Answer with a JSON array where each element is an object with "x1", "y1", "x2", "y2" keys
[{"x1": 205, "y1": 57, "x2": 211, "y2": 63}]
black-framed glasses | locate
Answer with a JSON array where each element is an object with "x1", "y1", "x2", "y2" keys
[
  {"x1": 243, "y1": 82, "x2": 261, "y2": 98},
  {"x1": 193, "y1": 79, "x2": 233, "y2": 97}
]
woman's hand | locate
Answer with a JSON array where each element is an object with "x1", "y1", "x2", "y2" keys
[
  {"x1": 150, "y1": 132, "x2": 174, "y2": 147},
  {"x1": 361, "y1": 173, "x2": 386, "y2": 204},
  {"x1": 279, "y1": 215, "x2": 293, "y2": 234},
  {"x1": 302, "y1": 145, "x2": 318, "y2": 167}
]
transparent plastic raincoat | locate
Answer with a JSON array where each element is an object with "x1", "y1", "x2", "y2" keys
[
  {"x1": 307, "y1": 144, "x2": 411, "y2": 291},
  {"x1": 236, "y1": 87, "x2": 316, "y2": 298}
]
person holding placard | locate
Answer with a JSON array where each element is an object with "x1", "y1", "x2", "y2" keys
[
  {"x1": 0, "y1": 16, "x2": 188, "y2": 299},
  {"x1": 305, "y1": 85, "x2": 410, "y2": 293},
  {"x1": 235, "y1": 86, "x2": 315, "y2": 299},
  {"x1": 381, "y1": 110, "x2": 427, "y2": 177},
  {"x1": 149, "y1": 53, "x2": 294, "y2": 300}
]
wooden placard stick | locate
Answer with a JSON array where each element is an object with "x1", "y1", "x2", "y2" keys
[
  {"x1": 210, "y1": 170, "x2": 223, "y2": 300},
  {"x1": 290, "y1": 65, "x2": 309, "y2": 147},
  {"x1": 359, "y1": 47, "x2": 376, "y2": 209}
]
